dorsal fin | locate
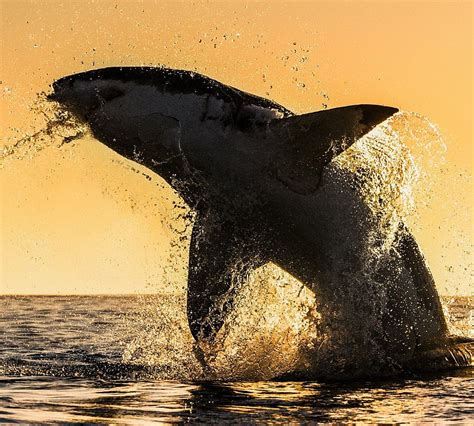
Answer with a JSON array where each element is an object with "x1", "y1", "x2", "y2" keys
[{"x1": 267, "y1": 104, "x2": 398, "y2": 194}]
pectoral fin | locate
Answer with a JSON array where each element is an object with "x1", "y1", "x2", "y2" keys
[
  {"x1": 187, "y1": 210, "x2": 264, "y2": 341},
  {"x1": 269, "y1": 104, "x2": 398, "y2": 194}
]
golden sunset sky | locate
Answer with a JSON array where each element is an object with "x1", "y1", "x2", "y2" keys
[{"x1": 1, "y1": 0, "x2": 472, "y2": 295}]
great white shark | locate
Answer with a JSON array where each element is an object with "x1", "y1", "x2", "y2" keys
[{"x1": 49, "y1": 67, "x2": 471, "y2": 375}]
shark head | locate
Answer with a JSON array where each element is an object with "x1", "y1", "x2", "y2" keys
[
  {"x1": 48, "y1": 68, "x2": 190, "y2": 164},
  {"x1": 49, "y1": 73, "x2": 124, "y2": 121}
]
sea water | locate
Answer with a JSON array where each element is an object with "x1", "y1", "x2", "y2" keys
[{"x1": 0, "y1": 295, "x2": 472, "y2": 423}]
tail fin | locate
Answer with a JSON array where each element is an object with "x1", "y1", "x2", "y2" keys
[{"x1": 267, "y1": 104, "x2": 398, "y2": 194}]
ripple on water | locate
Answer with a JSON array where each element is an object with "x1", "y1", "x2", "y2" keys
[{"x1": 0, "y1": 296, "x2": 472, "y2": 422}]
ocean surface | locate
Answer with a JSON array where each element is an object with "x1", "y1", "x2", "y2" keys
[{"x1": 1, "y1": 295, "x2": 472, "y2": 423}]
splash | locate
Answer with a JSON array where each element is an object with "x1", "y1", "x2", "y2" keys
[
  {"x1": 121, "y1": 267, "x2": 318, "y2": 380},
  {"x1": 1, "y1": 94, "x2": 88, "y2": 166}
]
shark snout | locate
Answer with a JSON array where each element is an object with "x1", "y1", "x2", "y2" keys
[
  {"x1": 48, "y1": 77, "x2": 73, "y2": 102},
  {"x1": 47, "y1": 76, "x2": 103, "y2": 122}
]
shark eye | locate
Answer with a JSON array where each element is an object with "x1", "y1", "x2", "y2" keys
[{"x1": 98, "y1": 86, "x2": 125, "y2": 102}]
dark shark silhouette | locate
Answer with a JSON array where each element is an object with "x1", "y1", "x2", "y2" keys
[{"x1": 49, "y1": 67, "x2": 470, "y2": 373}]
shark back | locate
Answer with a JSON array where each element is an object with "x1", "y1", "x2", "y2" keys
[{"x1": 52, "y1": 66, "x2": 293, "y2": 129}]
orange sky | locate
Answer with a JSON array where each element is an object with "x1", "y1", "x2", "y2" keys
[{"x1": 1, "y1": 0, "x2": 472, "y2": 295}]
